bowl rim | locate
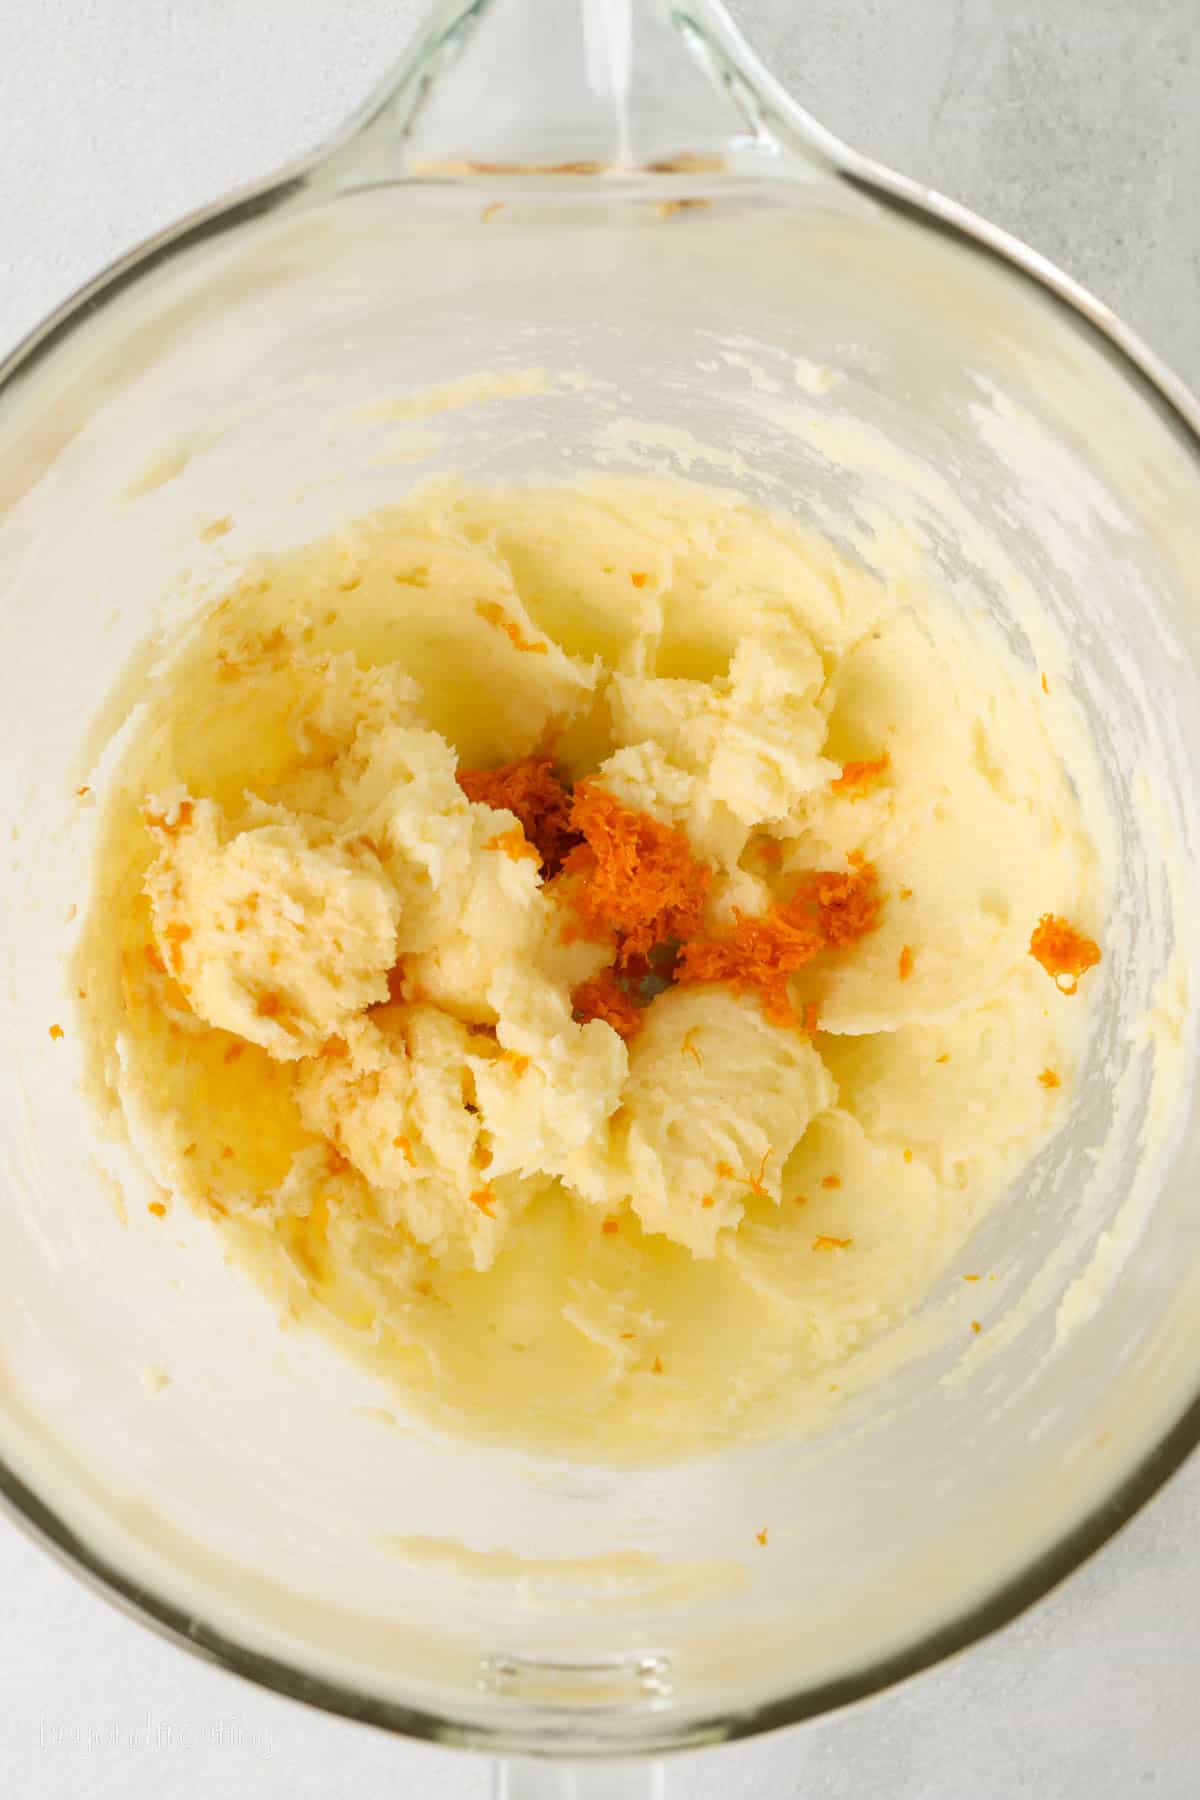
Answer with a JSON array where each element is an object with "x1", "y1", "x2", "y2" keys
[{"x1": 3, "y1": 144, "x2": 1200, "y2": 1758}]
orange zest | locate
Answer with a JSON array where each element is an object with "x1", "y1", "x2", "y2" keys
[
  {"x1": 676, "y1": 903, "x2": 823, "y2": 1026},
  {"x1": 48, "y1": 1023, "x2": 64, "y2": 1041},
  {"x1": 831, "y1": 751, "x2": 890, "y2": 799},
  {"x1": 143, "y1": 798, "x2": 194, "y2": 835},
  {"x1": 755, "y1": 1527, "x2": 769, "y2": 1547},
  {"x1": 601, "y1": 1217, "x2": 620, "y2": 1235},
  {"x1": 813, "y1": 1234, "x2": 853, "y2": 1251},
  {"x1": 681, "y1": 1027, "x2": 702, "y2": 1067},
  {"x1": 486, "y1": 827, "x2": 542, "y2": 866},
  {"x1": 561, "y1": 783, "x2": 712, "y2": 963},
  {"x1": 468, "y1": 1186, "x2": 496, "y2": 1218},
  {"x1": 147, "y1": 1200, "x2": 167, "y2": 1218},
  {"x1": 821, "y1": 1174, "x2": 841, "y2": 1190},
  {"x1": 572, "y1": 967, "x2": 644, "y2": 1040},
  {"x1": 1038, "y1": 1067, "x2": 1061, "y2": 1089},
  {"x1": 744, "y1": 1148, "x2": 771, "y2": 1197},
  {"x1": 798, "y1": 853, "x2": 882, "y2": 948},
  {"x1": 392, "y1": 1133, "x2": 416, "y2": 1166},
  {"x1": 475, "y1": 598, "x2": 549, "y2": 655},
  {"x1": 674, "y1": 859, "x2": 880, "y2": 1031},
  {"x1": 457, "y1": 754, "x2": 579, "y2": 876},
  {"x1": 1029, "y1": 914, "x2": 1101, "y2": 994},
  {"x1": 898, "y1": 943, "x2": 914, "y2": 982},
  {"x1": 504, "y1": 1050, "x2": 530, "y2": 1078}
]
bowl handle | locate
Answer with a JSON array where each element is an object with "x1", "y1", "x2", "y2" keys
[{"x1": 316, "y1": 0, "x2": 853, "y2": 186}]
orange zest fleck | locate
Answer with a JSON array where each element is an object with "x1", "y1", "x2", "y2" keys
[
  {"x1": 963, "y1": 1273, "x2": 981, "y2": 1282},
  {"x1": 572, "y1": 967, "x2": 644, "y2": 1041},
  {"x1": 898, "y1": 943, "x2": 914, "y2": 982},
  {"x1": 755, "y1": 1527, "x2": 769, "y2": 1548},
  {"x1": 1029, "y1": 914, "x2": 1101, "y2": 994},
  {"x1": 821, "y1": 1174, "x2": 841, "y2": 1190},
  {"x1": 701, "y1": 1194, "x2": 715, "y2": 1208},
  {"x1": 486, "y1": 827, "x2": 542, "y2": 866},
  {"x1": 899, "y1": 885, "x2": 913, "y2": 900},
  {"x1": 469, "y1": 1186, "x2": 496, "y2": 1218},
  {"x1": 903, "y1": 1148, "x2": 913, "y2": 1164},
  {"x1": 630, "y1": 571, "x2": 649, "y2": 588},
  {"x1": 393, "y1": 1133, "x2": 416, "y2": 1166},
  {"x1": 504, "y1": 1050, "x2": 531, "y2": 1078},
  {"x1": 792, "y1": 1193, "x2": 809, "y2": 1206},
  {"x1": 813, "y1": 1234, "x2": 853, "y2": 1251},
  {"x1": 144, "y1": 798, "x2": 194, "y2": 835},
  {"x1": 561, "y1": 783, "x2": 712, "y2": 964},
  {"x1": 48, "y1": 1023, "x2": 64, "y2": 1041},
  {"x1": 619, "y1": 1331, "x2": 637, "y2": 1340},
  {"x1": 681, "y1": 1027, "x2": 702, "y2": 1067},
  {"x1": 457, "y1": 754, "x2": 579, "y2": 876},
  {"x1": 147, "y1": 1201, "x2": 167, "y2": 1218},
  {"x1": 601, "y1": 1217, "x2": 620, "y2": 1235},
  {"x1": 744, "y1": 1147, "x2": 771, "y2": 1197},
  {"x1": 831, "y1": 751, "x2": 890, "y2": 799},
  {"x1": 935, "y1": 1052, "x2": 950, "y2": 1064},
  {"x1": 1038, "y1": 1067, "x2": 1061, "y2": 1089},
  {"x1": 474, "y1": 598, "x2": 549, "y2": 655},
  {"x1": 716, "y1": 1159, "x2": 735, "y2": 1181},
  {"x1": 1041, "y1": 672, "x2": 1050, "y2": 695},
  {"x1": 971, "y1": 1320, "x2": 982, "y2": 1334},
  {"x1": 76, "y1": 784, "x2": 91, "y2": 798},
  {"x1": 651, "y1": 1355, "x2": 664, "y2": 1374}
]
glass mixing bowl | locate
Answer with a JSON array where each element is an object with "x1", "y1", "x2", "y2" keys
[{"x1": 2, "y1": 1, "x2": 1199, "y2": 1792}]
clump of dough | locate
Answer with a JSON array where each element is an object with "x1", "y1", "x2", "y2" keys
[{"x1": 144, "y1": 799, "x2": 401, "y2": 1059}]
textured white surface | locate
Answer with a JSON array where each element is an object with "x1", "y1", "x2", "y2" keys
[{"x1": 2, "y1": 3, "x2": 1199, "y2": 1796}]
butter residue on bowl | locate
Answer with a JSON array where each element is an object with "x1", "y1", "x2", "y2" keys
[{"x1": 74, "y1": 476, "x2": 1103, "y2": 1459}]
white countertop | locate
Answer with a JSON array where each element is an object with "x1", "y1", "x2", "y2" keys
[{"x1": 3, "y1": 3, "x2": 1198, "y2": 1795}]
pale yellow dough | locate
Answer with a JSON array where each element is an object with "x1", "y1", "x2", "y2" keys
[{"x1": 77, "y1": 477, "x2": 1101, "y2": 1458}]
